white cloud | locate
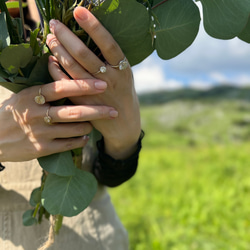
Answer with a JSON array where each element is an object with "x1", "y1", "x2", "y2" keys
[{"x1": 133, "y1": 58, "x2": 184, "y2": 93}]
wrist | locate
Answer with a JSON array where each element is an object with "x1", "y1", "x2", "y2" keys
[{"x1": 103, "y1": 128, "x2": 142, "y2": 160}]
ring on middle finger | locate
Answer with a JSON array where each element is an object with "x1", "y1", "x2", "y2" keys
[
  {"x1": 44, "y1": 107, "x2": 53, "y2": 125},
  {"x1": 92, "y1": 65, "x2": 107, "y2": 75}
]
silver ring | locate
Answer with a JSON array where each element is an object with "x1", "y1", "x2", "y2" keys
[
  {"x1": 34, "y1": 88, "x2": 46, "y2": 105},
  {"x1": 44, "y1": 107, "x2": 52, "y2": 125},
  {"x1": 93, "y1": 65, "x2": 107, "y2": 75},
  {"x1": 110, "y1": 57, "x2": 129, "y2": 71}
]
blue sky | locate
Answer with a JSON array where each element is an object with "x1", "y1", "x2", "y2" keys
[{"x1": 132, "y1": 5, "x2": 250, "y2": 94}]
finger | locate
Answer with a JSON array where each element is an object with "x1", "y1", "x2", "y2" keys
[
  {"x1": 33, "y1": 78, "x2": 108, "y2": 103},
  {"x1": 73, "y1": 7, "x2": 125, "y2": 65},
  {"x1": 47, "y1": 34, "x2": 93, "y2": 79},
  {"x1": 49, "y1": 105, "x2": 119, "y2": 123},
  {"x1": 48, "y1": 55, "x2": 70, "y2": 80},
  {"x1": 44, "y1": 136, "x2": 90, "y2": 155},
  {"x1": 46, "y1": 122, "x2": 93, "y2": 139},
  {"x1": 49, "y1": 20, "x2": 105, "y2": 75}
]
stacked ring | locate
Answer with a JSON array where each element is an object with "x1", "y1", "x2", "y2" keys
[{"x1": 110, "y1": 57, "x2": 129, "y2": 71}]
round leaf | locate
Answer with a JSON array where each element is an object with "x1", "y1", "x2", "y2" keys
[
  {"x1": 92, "y1": 0, "x2": 154, "y2": 66},
  {"x1": 199, "y1": 0, "x2": 250, "y2": 39},
  {"x1": 238, "y1": 16, "x2": 250, "y2": 43},
  {"x1": 153, "y1": 0, "x2": 200, "y2": 60},
  {"x1": 38, "y1": 151, "x2": 76, "y2": 176},
  {"x1": 0, "y1": 44, "x2": 33, "y2": 74},
  {"x1": 22, "y1": 209, "x2": 37, "y2": 226},
  {"x1": 29, "y1": 187, "x2": 42, "y2": 207},
  {"x1": 41, "y1": 170, "x2": 98, "y2": 217}
]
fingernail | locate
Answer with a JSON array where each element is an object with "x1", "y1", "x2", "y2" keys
[
  {"x1": 83, "y1": 135, "x2": 90, "y2": 141},
  {"x1": 110, "y1": 110, "x2": 118, "y2": 118},
  {"x1": 49, "y1": 19, "x2": 58, "y2": 34},
  {"x1": 74, "y1": 7, "x2": 88, "y2": 21},
  {"x1": 95, "y1": 81, "x2": 107, "y2": 90}
]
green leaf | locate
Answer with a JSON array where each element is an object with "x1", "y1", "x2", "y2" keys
[
  {"x1": 0, "y1": 81, "x2": 27, "y2": 93},
  {"x1": 27, "y1": 53, "x2": 53, "y2": 85},
  {"x1": 22, "y1": 209, "x2": 37, "y2": 226},
  {"x1": 198, "y1": 0, "x2": 250, "y2": 39},
  {"x1": 29, "y1": 187, "x2": 42, "y2": 207},
  {"x1": 0, "y1": 12, "x2": 10, "y2": 51},
  {"x1": 238, "y1": 16, "x2": 250, "y2": 43},
  {"x1": 30, "y1": 28, "x2": 41, "y2": 56},
  {"x1": 0, "y1": 44, "x2": 33, "y2": 74},
  {"x1": 92, "y1": 0, "x2": 154, "y2": 66},
  {"x1": 38, "y1": 151, "x2": 76, "y2": 176},
  {"x1": 41, "y1": 170, "x2": 98, "y2": 216},
  {"x1": 6, "y1": 1, "x2": 28, "y2": 9},
  {"x1": 152, "y1": 0, "x2": 200, "y2": 60}
]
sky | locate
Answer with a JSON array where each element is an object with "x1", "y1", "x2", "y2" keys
[{"x1": 132, "y1": 4, "x2": 250, "y2": 94}]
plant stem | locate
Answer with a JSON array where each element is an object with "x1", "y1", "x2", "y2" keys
[
  {"x1": 54, "y1": 215, "x2": 64, "y2": 234},
  {"x1": 0, "y1": 0, "x2": 21, "y2": 43},
  {"x1": 19, "y1": 0, "x2": 26, "y2": 42},
  {"x1": 152, "y1": 0, "x2": 170, "y2": 10}
]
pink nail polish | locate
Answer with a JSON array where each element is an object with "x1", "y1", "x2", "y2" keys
[
  {"x1": 95, "y1": 81, "x2": 107, "y2": 90},
  {"x1": 49, "y1": 19, "x2": 58, "y2": 33},
  {"x1": 110, "y1": 110, "x2": 118, "y2": 118}
]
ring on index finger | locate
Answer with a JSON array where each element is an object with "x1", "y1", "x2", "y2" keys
[
  {"x1": 92, "y1": 65, "x2": 107, "y2": 75},
  {"x1": 34, "y1": 88, "x2": 46, "y2": 105}
]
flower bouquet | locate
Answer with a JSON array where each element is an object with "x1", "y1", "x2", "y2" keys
[{"x1": 0, "y1": 0, "x2": 249, "y2": 244}]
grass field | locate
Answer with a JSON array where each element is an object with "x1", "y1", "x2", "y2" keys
[{"x1": 109, "y1": 98, "x2": 250, "y2": 250}]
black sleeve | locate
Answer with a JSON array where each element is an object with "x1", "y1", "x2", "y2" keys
[
  {"x1": 92, "y1": 131, "x2": 144, "y2": 187},
  {"x1": 0, "y1": 163, "x2": 5, "y2": 172}
]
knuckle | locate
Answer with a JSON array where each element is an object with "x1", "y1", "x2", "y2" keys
[
  {"x1": 77, "y1": 80, "x2": 90, "y2": 92},
  {"x1": 68, "y1": 107, "x2": 82, "y2": 120},
  {"x1": 64, "y1": 56, "x2": 77, "y2": 69},
  {"x1": 75, "y1": 46, "x2": 89, "y2": 59},
  {"x1": 54, "y1": 81, "x2": 65, "y2": 95},
  {"x1": 104, "y1": 41, "x2": 120, "y2": 55}
]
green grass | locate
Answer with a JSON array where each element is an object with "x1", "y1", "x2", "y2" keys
[{"x1": 109, "y1": 99, "x2": 250, "y2": 250}]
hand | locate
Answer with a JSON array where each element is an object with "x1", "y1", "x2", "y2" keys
[
  {"x1": 0, "y1": 79, "x2": 118, "y2": 162},
  {"x1": 46, "y1": 7, "x2": 141, "y2": 159}
]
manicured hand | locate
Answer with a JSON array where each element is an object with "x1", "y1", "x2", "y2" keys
[
  {"x1": 47, "y1": 7, "x2": 141, "y2": 159},
  {"x1": 0, "y1": 78, "x2": 118, "y2": 162}
]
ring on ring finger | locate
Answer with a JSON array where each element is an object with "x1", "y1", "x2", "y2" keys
[{"x1": 110, "y1": 57, "x2": 129, "y2": 71}]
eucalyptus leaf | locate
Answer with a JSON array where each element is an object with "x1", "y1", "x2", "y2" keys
[
  {"x1": 0, "y1": 12, "x2": 10, "y2": 51},
  {"x1": 0, "y1": 44, "x2": 33, "y2": 74},
  {"x1": 92, "y1": 0, "x2": 154, "y2": 66},
  {"x1": 22, "y1": 209, "x2": 37, "y2": 226},
  {"x1": 238, "y1": 16, "x2": 250, "y2": 43},
  {"x1": 41, "y1": 170, "x2": 98, "y2": 216},
  {"x1": 29, "y1": 187, "x2": 42, "y2": 207},
  {"x1": 27, "y1": 54, "x2": 53, "y2": 85},
  {"x1": 152, "y1": 0, "x2": 200, "y2": 60},
  {"x1": 0, "y1": 81, "x2": 27, "y2": 93},
  {"x1": 38, "y1": 151, "x2": 77, "y2": 177},
  {"x1": 198, "y1": 0, "x2": 250, "y2": 39}
]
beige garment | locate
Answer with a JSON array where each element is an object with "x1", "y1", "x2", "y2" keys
[{"x1": 0, "y1": 87, "x2": 129, "y2": 250}]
